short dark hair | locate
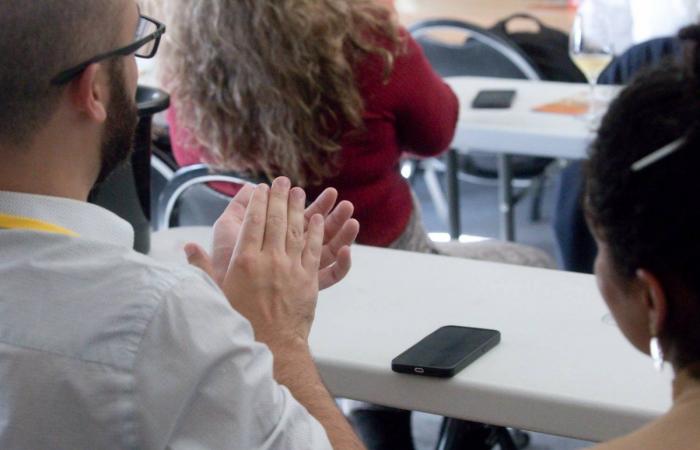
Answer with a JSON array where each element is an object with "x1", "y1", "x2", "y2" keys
[
  {"x1": 0, "y1": 0, "x2": 123, "y2": 147},
  {"x1": 585, "y1": 25, "x2": 700, "y2": 367}
]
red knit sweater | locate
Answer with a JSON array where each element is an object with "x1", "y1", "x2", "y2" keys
[{"x1": 168, "y1": 31, "x2": 459, "y2": 246}]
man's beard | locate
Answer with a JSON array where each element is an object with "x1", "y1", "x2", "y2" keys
[{"x1": 95, "y1": 63, "x2": 139, "y2": 185}]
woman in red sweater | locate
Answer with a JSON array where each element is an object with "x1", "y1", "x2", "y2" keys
[
  {"x1": 163, "y1": 0, "x2": 458, "y2": 252},
  {"x1": 162, "y1": 3, "x2": 459, "y2": 447}
]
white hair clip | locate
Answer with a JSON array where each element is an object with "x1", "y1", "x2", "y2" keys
[{"x1": 631, "y1": 137, "x2": 685, "y2": 172}]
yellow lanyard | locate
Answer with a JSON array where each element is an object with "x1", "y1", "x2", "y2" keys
[{"x1": 0, "y1": 213, "x2": 78, "y2": 237}]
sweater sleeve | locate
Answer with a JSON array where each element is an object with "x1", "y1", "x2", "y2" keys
[
  {"x1": 389, "y1": 32, "x2": 460, "y2": 157},
  {"x1": 166, "y1": 104, "x2": 210, "y2": 168}
]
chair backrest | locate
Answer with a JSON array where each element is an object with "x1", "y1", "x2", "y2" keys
[
  {"x1": 408, "y1": 19, "x2": 542, "y2": 80},
  {"x1": 154, "y1": 164, "x2": 261, "y2": 231},
  {"x1": 89, "y1": 86, "x2": 170, "y2": 253},
  {"x1": 598, "y1": 36, "x2": 681, "y2": 85},
  {"x1": 176, "y1": 184, "x2": 233, "y2": 228}
]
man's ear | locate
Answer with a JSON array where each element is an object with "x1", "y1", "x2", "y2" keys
[
  {"x1": 636, "y1": 269, "x2": 669, "y2": 336},
  {"x1": 68, "y1": 63, "x2": 108, "y2": 124}
]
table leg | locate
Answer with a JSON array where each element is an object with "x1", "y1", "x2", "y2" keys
[
  {"x1": 446, "y1": 149, "x2": 461, "y2": 240},
  {"x1": 498, "y1": 154, "x2": 515, "y2": 242}
]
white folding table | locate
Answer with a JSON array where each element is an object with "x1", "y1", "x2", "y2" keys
[
  {"x1": 444, "y1": 76, "x2": 620, "y2": 241},
  {"x1": 150, "y1": 227, "x2": 671, "y2": 443}
]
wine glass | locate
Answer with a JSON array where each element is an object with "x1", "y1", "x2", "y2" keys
[{"x1": 569, "y1": 13, "x2": 614, "y2": 126}]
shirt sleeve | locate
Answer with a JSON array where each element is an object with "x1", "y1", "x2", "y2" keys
[
  {"x1": 131, "y1": 269, "x2": 332, "y2": 450},
  {"x1": 388, "y1": 31, "x2": 460, "y2": 157}
]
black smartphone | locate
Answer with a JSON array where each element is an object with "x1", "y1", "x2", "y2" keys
[
  {"x1": 471, "y1": 90, "x2": 516, "y2": 109},
  {"x1": 391, "y1": 326, "x2": 500, "y2": 378}
]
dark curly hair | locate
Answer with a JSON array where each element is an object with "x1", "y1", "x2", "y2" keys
[{"x1": 585, "y1": 25, "x2": 700, "y2": 368}]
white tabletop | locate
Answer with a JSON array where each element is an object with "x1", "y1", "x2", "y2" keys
[
  {"x1": 150, "y1": 227, "x2": 672, "y2": 443},
  {"x1": 446, "y1": 77, "x2": 620, "y2": 160}
]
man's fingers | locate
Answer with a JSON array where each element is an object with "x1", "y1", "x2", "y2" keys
[
  {"x1": 228, "y1": 183, "x2": 256, "y2": 210},
  {"x1": 302, "y1": 214, "x2": 324, "y2": 270},
  {"x1": 218, "y1": 183, "x2": 256, "y2": 225},
  {"x1": 211, "y1": 243, "x2": 236, "y2": 282},
  {"x1": 286, "y1": 187, "x2": 306, "y2": 257},
  {"x1": 319, "y1": 246, "x2": 352, "y2": 290},
  {"x1": 305, "y1": 188, "x2": 338, "y2": 222},
  {"x1": 264, "y1": 177, "x2": 291, "y2": 251},
  {"x1": 234, "y1": 184, "x2": 269, "y2": 255},
  {"x1": 320, "y1": 218, "x2": 360, "y2": 268},
  {"x1": 323, "y1": 200, "x2": 354, "y2": 245},
  {"x1": 185, "y1": 243, "x2": 216, "y2": 280},
  {"x1": 210, "y1": 185, "x2": 256, "y2": 275}
]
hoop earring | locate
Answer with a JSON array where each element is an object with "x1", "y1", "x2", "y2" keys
[{"x1": 650, "y1": 336, "x2": 665, "y2": 372}]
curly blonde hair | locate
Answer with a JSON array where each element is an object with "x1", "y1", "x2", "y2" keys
[{"x1": 162, "y1": 0, "x2": 402, "y2": 186}]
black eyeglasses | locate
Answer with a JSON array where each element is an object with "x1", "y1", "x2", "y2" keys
[{"x1": 51, "y1": 15, "x2": 165, "y2": 85}]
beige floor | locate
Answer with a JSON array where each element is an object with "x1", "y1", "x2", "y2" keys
[
  {"x1": 395, "y1": 0, "x2": 576, "y2": 31},
  {"x1": 412, "y1": 412, "x2": 593, "y2": 450}
]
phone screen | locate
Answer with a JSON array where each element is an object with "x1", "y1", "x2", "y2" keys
[
  {"x1": 391, "y1": 326, "x2": 500, "y2": 377},
  {"x1": 471, "y1": 90, "x2": 516, "y2": 109}
]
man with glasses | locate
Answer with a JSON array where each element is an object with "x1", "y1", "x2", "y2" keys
[{"x1": 0, "y1": 1, "x2": 363, "y2": 449}]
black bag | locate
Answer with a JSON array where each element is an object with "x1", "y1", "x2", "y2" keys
[{"x1": 490, "y1": 13, "x2": 586, "y2": 83}]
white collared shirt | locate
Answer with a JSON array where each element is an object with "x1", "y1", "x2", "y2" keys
[{"x1": 0, "y1": 191, "x2": 331, "y2": 450}]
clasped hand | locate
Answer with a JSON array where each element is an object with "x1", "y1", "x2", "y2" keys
[{"x1": 185, "y1": 177, "x2": 360, "y2": 345}]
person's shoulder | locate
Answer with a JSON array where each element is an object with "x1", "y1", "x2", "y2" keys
[
  {"x1": 116, "y1": 249, "x2": 236, "y2": 330},
  {"x1": 77, "y1": 240, "x2": 221, "y2": 312},
  {"x1": 84, "y1": 248, "x2": 237, "y2": 370},
  {"x1": 124, "y1": 249, "x2": 253, "y2": 341},
  {"x1": 591, "y1": 412, "x2": 698, "y2": 450},
  {"x1": 353, "y1": 26, "x2": 418, "y2": 95},
  {"x1": 119, "y1": 247, "x2": 218, "y2": 294},
  {"x1": 0, "y1": 235, "x2": 225, "y2": 372}
]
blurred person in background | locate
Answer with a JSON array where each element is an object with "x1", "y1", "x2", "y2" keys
[
  {"x1": 579, "y1": 0, "x2": 700, "y2": 54},
  {"x1": 163, "y1": 0, "x2": 456, "y2": 253}
]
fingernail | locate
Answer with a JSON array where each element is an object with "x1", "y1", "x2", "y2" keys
[
  {"x1": 276, "y1": 177, "x2": 290, "y2": 188},
  {"x1": 291, "y1": 187, "x2": 305, "y2": 201},
  {"x1": 257, "y1": 183, "x2": 269, "y2": 192},
  {"x1": 184, "y1": 245, "x2": 197, "y2": 258}
]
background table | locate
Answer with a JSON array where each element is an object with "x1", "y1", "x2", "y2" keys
[
  {"x1": 150, "y1": 227, "x2": 672, "y2": 443},
  {"x1": 444, "y1": 76, "x2": 619, "y2": 241},
  {"x1": 446, "y1": 77, "x2": 615, "y2": 158}
]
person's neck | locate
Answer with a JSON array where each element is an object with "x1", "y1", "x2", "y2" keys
[
  {"x1": 0, "y1": 132, "x2": 98, "y2": 202},
  {"x1": 672, "y1": 361, "x2": 700, "y2": 402}
]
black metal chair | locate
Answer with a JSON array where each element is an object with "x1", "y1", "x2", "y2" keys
[
  {"x1": 153, "y1": 162, "x2": 262, "y2": 231},
  {"x1": 149, "y1": 127, "x2": 266, "y2": 231},
  {"x1": 408, "y1": 19, "x2": 555, "y2": 240},
  {"x1": 89, "y1": 85, "x2": 170, "y2": 253}
]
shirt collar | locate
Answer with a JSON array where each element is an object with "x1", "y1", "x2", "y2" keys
[{"x1": 0, "y1": 190, "x2": 134, "y2": 248}]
